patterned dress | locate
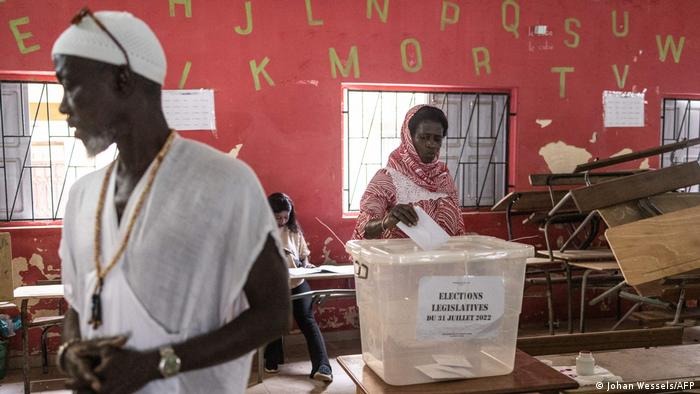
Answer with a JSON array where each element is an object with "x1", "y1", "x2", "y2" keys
[{"x1": 352, "y1": 105, "x2": 465, "y2": 239}]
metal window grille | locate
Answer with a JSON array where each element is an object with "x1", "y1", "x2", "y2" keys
[
  {"x1": 343, "y1": 89, "x2": 510, "y2": 212},
  {"x1": 661, "y1": 98, "x2": 700, "y2": 192},
  {"x1": 0, "y1": 81, "x2": 116, "y2": 221}
]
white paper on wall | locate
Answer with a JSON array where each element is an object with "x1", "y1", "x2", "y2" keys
[
  {"x1": 416, "y1": 276, "x2": 505, "y2": 341},
  {"x1": 162, "y1": 89, "x2": 216, "y2": 131},
  {"x1": 603, "y1": 90, "x2": 644, "y2": 128}
]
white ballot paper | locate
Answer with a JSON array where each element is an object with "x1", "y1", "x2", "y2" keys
[{"x1": 396, "y1": 206, "x2": 450, "y2": 250}]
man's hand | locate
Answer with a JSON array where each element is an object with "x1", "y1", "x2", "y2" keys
[
  {"x1": 385, "y1": 203, "x2": 418, "y2": 229},
  {"x1": 63, "y1": 336, "x2": 128, "y2": 392},
  {"x1": 92, "y1": 347, "x2": 160, "y2": 394}
]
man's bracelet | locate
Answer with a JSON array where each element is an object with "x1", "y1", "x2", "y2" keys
[{"x1": 56, "y1": 339, "x2": 79, "y2": 374}]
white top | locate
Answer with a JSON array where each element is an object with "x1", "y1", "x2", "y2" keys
[
  {"x1": 59, "y1": 136, "x2": 279, "y2": 394},
  {"x1": 280, "y1": 226, "x2": 310, "y2": 288}
]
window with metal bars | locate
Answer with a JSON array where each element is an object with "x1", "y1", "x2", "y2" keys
[
  {"x1": 343, "y1": 88, "x2": 510, "y2": 213},
  {"x1": 661, "y1": 98, "x2": 700, "y2": 192},
  {"x1": 0, "y1": 81, "x2": 116, "y2": 221}
]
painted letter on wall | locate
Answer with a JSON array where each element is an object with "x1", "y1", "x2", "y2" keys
[
  {"x1": 400, "y1": 38, "x2": 422, "y2": 73},
  {"x1": 179, "y1": 61, "x2": 192, "y2": 89},
  {"x1": 169, "y1": 0, "x2": 192, "y2": 17},
  {"x1": 656, "y1": 35, "x2": 685, "y2": 63},
  {"x1": 472, "y1": 47, "x2": 491, "y2": 76},
  {"x1": 440, "y1": 1, "x2": 460, "y2": 31},
  {"x1": 8, "y1": 17, "x2": 40, "y2": 54},
  {"x1": 501, "y1": 0, "x2": 519, "y2": 38},
  {"x1": 564, "y1": 18, "x2": 580, "y2": 48},
  {"x1": 611, "y1": 10, "x2": 628, "y2": 37},
  {"x1": 234, "y1": 1, "x2": 253, "y2": 35},
  {"x1": 305, "y1": 0, "x2": 324, "y2": 26},
  {"x1": 249, "y1": 57, "x2": 275, "y2": 91},
  {"x1": 551, "y1": 67, "x2": 574, "y2": 98},
  {"x1": 611, "y1": 64, "x2": 629, "y2": 89},
  {"x1": 367, "y1": 0, "x2": 389, "y2": 23},
  {"x1": 329, "y1": 46, "x2": 360, "y2": 78}
]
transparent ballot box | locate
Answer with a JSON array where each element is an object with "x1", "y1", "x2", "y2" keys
[{"x1": 346, "y1": 235, "x2": 533, "y2": 386}]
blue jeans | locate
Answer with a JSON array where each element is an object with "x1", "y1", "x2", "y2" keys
[{"x1": 264, "y1": 281, "x2": 332, "y2": 376}]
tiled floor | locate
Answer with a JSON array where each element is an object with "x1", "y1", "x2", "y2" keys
[{"x1": 0, "y1": 321, "x2": 698, "y2": 393}]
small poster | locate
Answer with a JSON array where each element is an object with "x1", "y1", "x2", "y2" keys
[
  {"x1": 603, "y1": 90, "x2": 644, "y2": 128},
  {"x1": 416, "y1": 276, "x2": 504, "y2": 340},
  {"x1": 162, "y1": 89, "x2": 216, "y2": 131}
]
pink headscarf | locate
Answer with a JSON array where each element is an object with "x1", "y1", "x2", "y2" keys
[
  {"x1": 352, "y1": 105, "x2": 465, "y2": 239},
  {"x1": 386, "y1": 104, "x2": 455, "y2": 193}
]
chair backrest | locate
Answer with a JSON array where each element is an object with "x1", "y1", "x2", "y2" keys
[{"x1": 0, "y1": 233, "x2": 13, "y2": 301}]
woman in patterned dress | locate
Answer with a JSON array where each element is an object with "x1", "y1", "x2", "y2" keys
[{"x1": 352, "y1": 105, "x2": 465, "y2": 239}]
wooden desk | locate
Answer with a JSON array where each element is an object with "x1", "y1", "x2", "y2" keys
[
  {"x1": 540, "y1": 344, "x2": 700, "y2": 393},
  {"x1": 13, "y1": 284, "x2": 64, "y2": 394},
  {"x1": 338, "y1": 350, "x2": 578, "y2": 394},
  {"x1": 288, "y1": 264, "x2": 355, "y2": 280}
]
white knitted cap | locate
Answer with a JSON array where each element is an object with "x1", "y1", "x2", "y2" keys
[{"x1": 52, "y1": 11, "x2": 166, "y2": 85}]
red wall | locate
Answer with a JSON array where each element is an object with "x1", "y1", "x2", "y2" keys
[{"x1": 2, "y1": 0, "x2": 700, "y2": 356}]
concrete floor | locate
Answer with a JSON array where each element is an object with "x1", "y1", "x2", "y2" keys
[{"x1": 0, "y1": 321, "x2": 698, "y2": 393}]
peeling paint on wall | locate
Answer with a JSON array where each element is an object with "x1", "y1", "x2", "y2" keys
[
  {"x1": 640, "y1": 158, "x2": 650, "y2": 169},
  {"x1": 538, "y1": 141, "x2": 592, "y2": 173},
  {"x1": 611, "y1": 148, "x2": 633, "y2": 157},
  {"x1": 29, "y1": 254, "x2": 44, "y2": 272},
  {"x1": 316, "y1": 305, "x2": 359, "y2": 329},
  {"x1": 589, "y1": 132, "x2": 597, "y2": 143},
  {"x1": 342, "y1": 306, "x2": 359, "y2": 327},
  {"x1": 11, "y1": 257, "x2": 28, "y2": 287},
  {"x1": 535, "y1": 119, "x2": 552, "y2": 128},
  {"x1": 228, "y1": 144, "x2": 243, "y2": 158},
  {"x1": 321, "y1": 237, "x2": 337, "y2": 264},
  {"x1": 296, "y1": 79, "x2": 319, "y2": 86}
]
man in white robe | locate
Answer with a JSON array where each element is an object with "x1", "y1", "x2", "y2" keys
[{"x1": 52, "y1": 9, "x2": 289, "y2": 393}]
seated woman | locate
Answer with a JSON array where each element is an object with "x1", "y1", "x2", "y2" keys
[
  {"x1": 264, "y1": 193, "x2": 333, "y2": 382},
  {"x1": 352, "y1": 105, "x2": 465, "y2": 239}
]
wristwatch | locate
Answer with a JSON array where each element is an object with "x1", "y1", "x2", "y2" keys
[{"x1": 158, "y1": 346, "x2": 181, "y2": 378}]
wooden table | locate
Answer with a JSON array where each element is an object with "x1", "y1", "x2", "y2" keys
[
  {"x1": 13, "y1": 284, "x2": 64, "y2": 394},
  {"x1": 288, "y1": 264, "x2": 355, "y2": 280},
  {"x1": 540, "y1": 344, "x2": 700, "y2": 393},
  {"x1": 337, "y1": 350, "x2": 578, "y2": 393}
]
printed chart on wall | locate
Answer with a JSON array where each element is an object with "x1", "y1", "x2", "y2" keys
[
  {"x1": 416, "y1": 276, "x2": 504, "y2": 340},
  {"x1": 603, "y1": 90, "x2": 645, "y2": 128},
  {"x1": 162, "y1": 89, "x2": 217, "y2": 131}
]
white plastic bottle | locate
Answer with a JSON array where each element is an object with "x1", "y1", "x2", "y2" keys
[{"x1": 575, "y1": 351, "x2": 595, "y2": 376}]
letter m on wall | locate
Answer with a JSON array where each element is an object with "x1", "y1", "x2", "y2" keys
[{"x1": 329, "y1": 46, "x2": 360, "y2": 79}]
